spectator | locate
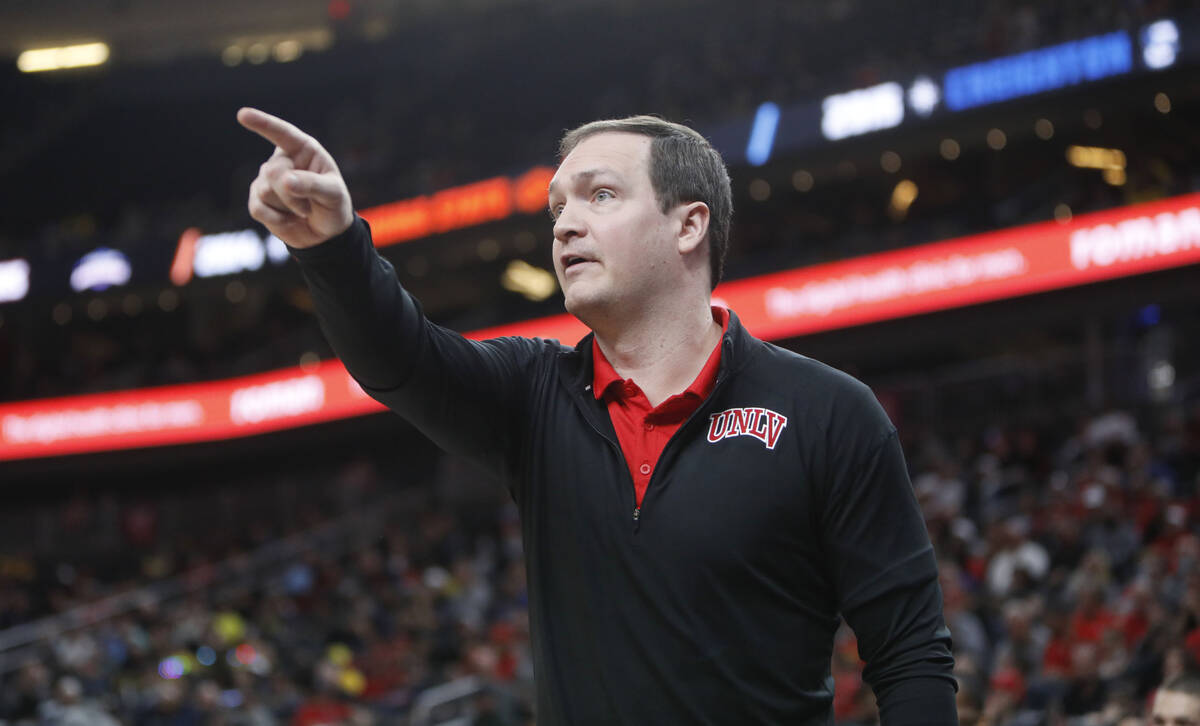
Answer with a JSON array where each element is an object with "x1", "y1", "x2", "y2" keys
[{"x1": 1149, "y1": 671, "x2": 1200, "y2": 726}]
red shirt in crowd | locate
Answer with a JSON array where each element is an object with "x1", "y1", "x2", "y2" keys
[
  {"x1": 291, "y1": 699, "x2": 351, "y2": 726},
  {"x1": 1070, "y1": 607, "x2": 1117, "y2": 644}
]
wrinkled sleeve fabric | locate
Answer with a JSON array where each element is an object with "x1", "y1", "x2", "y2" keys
[
  {"x1": 818, "y1": 382, "x2": 958, "y2": 725},
  {"x1": 288, "y1": 216, "x2": 545, "y2": 478}
]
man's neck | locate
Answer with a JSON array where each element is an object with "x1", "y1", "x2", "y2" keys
[{"x1": 592, "y1": 301, "x2": 723, "y2": 407}]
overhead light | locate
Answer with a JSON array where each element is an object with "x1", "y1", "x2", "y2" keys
[
  {"x1": 192, "y1": 230, "x2": 267, "y2": 278},
  {"x1": 225, "y1": 280, "x2": 247, "y2": 303},
  {"x1": 53, "y1": 303, "x2": 72, "y2": 326},
  {"x1": 1066, "y1": 145, "x2": 1126, "y2": 171},
  {"x1": 749, "y1": 179, "x2": 771, "y2": 201},
  {"x1": 273, "y1": 40, "x2": 303, "y2": 63},
  {"x1": 745, "y1": 101, "x2": 780, "y2": 166},
  {"x1": 0, "y1": 259, "x2": 31, "y2": 303},
  {"x1": 158, "y1": 289, "x2": 180, "y2": 312},
  {"x1": 1103, "y1": 168, "x2": 1127, "y2": 186},
  {"x1": 1064, "y1": 144, "x2": 1127, "y2": 185},
  {"x1": 939, "y1": 138, "x2": 960, "y2": 161},
  {"x1": 880, "y1": 151, "x2": 902, "y2": 173},
  {"x1": 122, "y1": 294, "x2": 143, "y2": 316},
  {"x1": 907, "y1": 76, "x2": 940, "y2": 117},
  {"x1": 299, "y1": 352, "x2": 321, "y2": 372},
  {"x1": 265, "y1": 235, "x2": 291, "y2": 264},
  {"x1": 1148, "y1": 360, "x2": 1175, "y2": 395},
  {"x1": 17, "y1": 42, "x2": 110, "y2": 73},
  {"x1": 245, "y1": 43, "x2": 270, "y2": 64},
  {"x1": 821, "y1": 82, "x2": 905, "y2": 141},
  {"x1": 477, "y1": 238, "x2": 501, "y2": 261},
  {"x1": 222, "y1": 45, "x2": 244, "y2": 67},
  {"x1": 513, "y1": 230, "x2": 538, "y2": 253},
  {"x1": 86, "y1": 299, "x2": 108, "y2": 321},
  {"x1": 791, "y1": 170, "x2": 814, "y2": 192},
  {"x1": 71, "y1": 248, "x2": 131, "y2": 292},
  {"x1": 502, "y1": 260, "x2": 557, "y2": 301},
  {"x1": 221, "y1": 29, "x2": 333, "y2": 67},
  {"x1": 1142, "y1": 19, "x2": 1180, "y2": 70},
  {"x1": 889, "y1": 180, "x2": 918, "y2": 220}
]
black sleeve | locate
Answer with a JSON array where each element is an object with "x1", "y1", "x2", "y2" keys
[
  {"x1": 818, "y1": 384, "x2": 958, "y2": 725},
  {"x1": 288, "y1": 216, "x2": 547, "y2": 476}
]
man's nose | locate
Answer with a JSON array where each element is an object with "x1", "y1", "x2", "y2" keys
[{"x1": 552, "y1": 202, "x2": 585, "y2": 242}]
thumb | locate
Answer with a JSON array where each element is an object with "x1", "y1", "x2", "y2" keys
[{"x1": 285, "y1": 169, "x2": 347, "y2": 207}]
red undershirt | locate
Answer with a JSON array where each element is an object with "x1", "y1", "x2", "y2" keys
[{"x1": 592, "y1": 307, "x2": 729, "y2": 507}]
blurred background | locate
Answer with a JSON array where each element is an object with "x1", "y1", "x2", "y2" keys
[{"x1": 1, "y1": 0, "x2": 1199, "y2": 724}]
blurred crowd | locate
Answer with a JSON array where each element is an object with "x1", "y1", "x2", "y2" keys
[
  {"x1": 865, "y1": 402, "x2": 1200, "y2": 725},
  {"x1": 1, "y1": 393, "x2": 1199, "y2": 724},
  {"x1": 0, "y1": 452, "x2": 537, "y2": 726}
]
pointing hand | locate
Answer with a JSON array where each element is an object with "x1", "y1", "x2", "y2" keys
[{"x1": 237, "y1": 107, "x2": 354, "y2": 249}]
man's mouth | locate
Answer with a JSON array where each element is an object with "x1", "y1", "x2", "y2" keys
[{"x1": 563, "y1": 255, "x2": 595, "y2": 270}]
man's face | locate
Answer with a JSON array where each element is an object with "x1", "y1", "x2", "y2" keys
[
  {"x1": 547, "y1": 132, "x2": 678, "y2": 322},
  {"x1": 1152, "y1": 690, "x2": 1200, "y2": 726}
]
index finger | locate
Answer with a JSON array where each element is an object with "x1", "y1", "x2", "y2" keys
[{"x1": 237, "y1": 107, "x2": 310, "y2": 156}]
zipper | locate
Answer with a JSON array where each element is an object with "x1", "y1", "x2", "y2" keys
[
  {"x1": 573, "y1": 394, "x2": 643, "y2": 532},
  {"x1": 630, "y1": 355, "x2": 735, "y2": 534},
  {"x1": 571, "y1": 333, "x2": 736, "y2": 536}
]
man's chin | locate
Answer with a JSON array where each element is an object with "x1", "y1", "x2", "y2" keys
[{"x1": 563, "y1": 289, "x2": 609, "y2": 327}]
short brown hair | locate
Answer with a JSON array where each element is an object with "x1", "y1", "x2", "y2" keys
[
  {"x1": 558, "y1": 116, "x2": 733, "y2": 290},
  {"x1": 1162, "y1": 672, "x2": 1200, "y2": 699}
]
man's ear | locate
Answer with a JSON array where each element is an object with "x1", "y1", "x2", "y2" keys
[{"x1": 676, "y1": 201, "x2": 710, "y2": 255}]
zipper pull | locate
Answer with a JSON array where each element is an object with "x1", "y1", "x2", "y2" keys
[{"x1": 632, "y1": 506, "x2": 641, "y2": 533}]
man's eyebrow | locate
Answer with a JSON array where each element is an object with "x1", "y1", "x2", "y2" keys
[{"x1": 547, "y1": 168, "x2": 621, "y2": 197}]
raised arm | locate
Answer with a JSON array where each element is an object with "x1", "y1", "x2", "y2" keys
[
  {"x1": 238, "y1": 108, "x2": 545, "y2": 476},
  {"x1": 238, "y1": 107, "x2": 355, "y2": 249}
]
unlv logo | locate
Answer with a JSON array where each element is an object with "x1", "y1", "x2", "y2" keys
[{"x1": 706, "y1": 407, "x2": 788, "y2": 450}]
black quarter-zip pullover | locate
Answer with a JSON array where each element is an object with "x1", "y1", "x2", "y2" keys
[{"x1": 291, "y1": 217, "x2": 958, "y2": 725}]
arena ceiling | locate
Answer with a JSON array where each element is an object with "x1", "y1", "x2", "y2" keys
[{"x1": 0, "y1": 0, "x2": 632, "y2": 67}]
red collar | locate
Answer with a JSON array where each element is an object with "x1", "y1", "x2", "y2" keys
[{"x1": 592, "y1": 306, "x2": 729, "y2": 405}]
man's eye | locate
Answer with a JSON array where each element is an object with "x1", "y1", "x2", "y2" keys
[
  {"x1": 550, "y1": 205, "x2": 564, "y2": 219},
  {"x1": 594, "y1": 189, "x2": 614, "y2": 202}
]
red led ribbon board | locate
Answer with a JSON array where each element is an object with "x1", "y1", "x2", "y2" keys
[
  {"x1": 3, "y1": 193, "x2": 1199, "y2": 460},
  {"x1": 0, "y1": 361, "x2": 382, "y2": 461},
  {"x1": 717, "y1": 191, "x2": 1200, "y2": 340},
  {"x1": 360, "y1": 167, "x2": 556, "y2": 247}
]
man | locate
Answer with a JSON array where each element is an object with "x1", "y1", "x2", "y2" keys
[
  {"x1": 238, "y1": 107, "x2": 957, "y2": 724},
  {"x1": 1151, "y1": 673, "x2": 1200, "y2": 726}
]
